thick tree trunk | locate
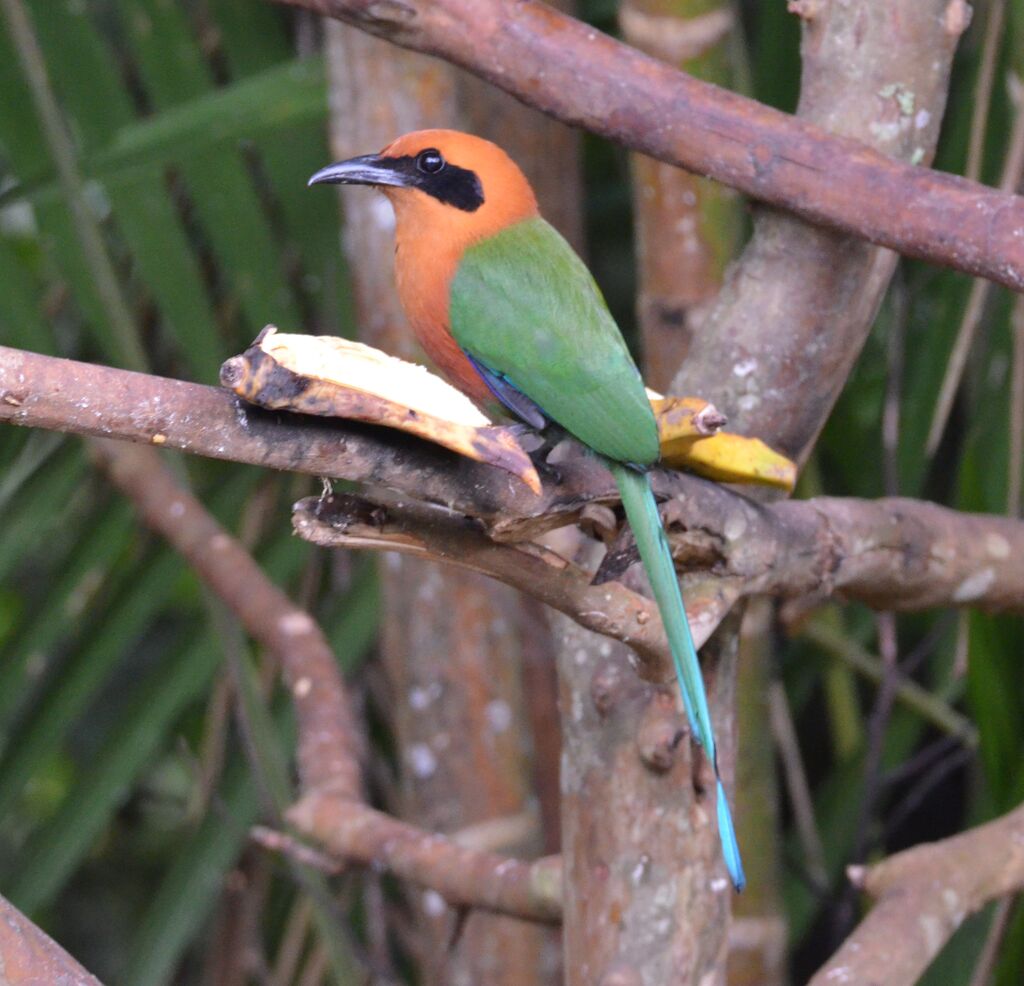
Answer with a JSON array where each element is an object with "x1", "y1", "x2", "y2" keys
[
  {"x1": 621, "y1": 4, "x2": 786, "y2": 982},
  {"x1": 555, "y1": 607, "x2": 741, "y2": 985},
  {"x1": 671, "y1": 1, "x2": 963, "y2": 462}
]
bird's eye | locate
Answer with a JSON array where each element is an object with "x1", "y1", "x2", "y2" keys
[{"x1": 416, "y1": 149, "x2": 445, "y2": 174}]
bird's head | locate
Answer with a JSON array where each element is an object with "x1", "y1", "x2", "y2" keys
[{"x1": 308, "y1": 129, "x2": 538, "y2": 245}]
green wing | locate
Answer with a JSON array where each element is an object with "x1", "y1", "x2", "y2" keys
[{"x1": 449, "y1": 216, "x2": 660, "y2": 465}]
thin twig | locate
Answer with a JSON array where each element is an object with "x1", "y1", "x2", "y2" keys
[
  {"x1": 953, "y1": 609, "x2": 972, "y2": 679},
  {"x1": 187, "y1": 672, "x2": 234, "y2": 821},
  {"x1": 802, "y1": 619, "x2": 978, "y2": 748},
  {"x1": 296, "y1": 942, "x2": 329, "y2": 986},
  {"x1": 270, "y1": 896, "x2": 315, "y2": 986},
  {"x1": 965, "y1": 0, "x2": 1007, "y2": 184},
  {"x1": 882, "y1": 733, "x2": 963, "y2": 788},
  {"x1": 883, "y1": 278, "x2": 907, "y2": 498},
  {"x1": 884, "y1": 745, "x2": 974, "y2": 837},
  {"x1": 251, "y1": 826, "x2": 344, "y2": 874},
  {"x1": 831, "y1": 614, "x2": 901, "y2": 945},
  {"x1": 968, "y1": 894, "x2": 1018, "y2": 986},
  {"x1": 768, "y1": 681, "x2": 828, "y2": 890}
]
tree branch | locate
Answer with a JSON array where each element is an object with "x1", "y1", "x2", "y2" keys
[
  {"x1": 85, "y1": 427, "x2": 565, "y2": 925},
  {"x1": 5, "y1": 346, "x2": 1024, "y2": 652},
  {"x1": 670, "y1": 0, "x2": 959, "y2": 461},
  {"x1": 90, "y1": 438, "x2": 363, "y2": 801},
  {"x1": 809, "y1": 800, "x2": 1024, "y2": 986},
  {"x1": 291, "y1": 488, "x2": 1024, "y2": 683},
  {"x1": 287, "y1": 794, "x2": 562, "y2": 922},
  {"x1": 270, "y1": 0, "x2": 1024, "y2": 293},
  {"x1": 292, "y1": 492, "x2": 675, "y2": 681},
  {"x1": 0, "y1": 893, "x2": 103, "y2": 985}
]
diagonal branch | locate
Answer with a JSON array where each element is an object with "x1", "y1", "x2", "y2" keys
[
  {"x1": 90, "y1": 439, "x2": 363, "y2": 801},
  {"x1": 0, "y1": 893, "x2": 103, "y2": 985},
  {"x1": 287, "y1": 794, "x2": 562, "y2": 923},
  {"x1": 292, "y1": 492, "x2": 674, "y2": 680},
  {"x1": 271, "y1": 0, "x2": 1024, "y2": 293},
  {"x1": 809, "y1": 800, "x2": 1024, "y2": 986},
  {"x1": 87, "y1": 433, "x2": 564, "y2": 925}
]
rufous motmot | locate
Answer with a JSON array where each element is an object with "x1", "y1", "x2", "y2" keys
[{"x1": 309, "y1": 130, "x2": 744, "y2": 890}]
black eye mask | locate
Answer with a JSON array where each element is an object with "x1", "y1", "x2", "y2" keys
[{"x1": 386, "y1": 153, "x2": 485, "y2": 212}]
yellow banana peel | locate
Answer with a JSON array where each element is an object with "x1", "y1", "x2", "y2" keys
[
  {"x1": 649, "y1": 391, "x2": 797, "y2": 492},
  {"x1": 221, "y1": 331, "x2": 794, "y2": 497},
  {"x1": 668, "y1": 432, "x2": 797, "y2": 491},
  {"x1": 221, "y1": 327, "x2": 542, "y2": 494}
]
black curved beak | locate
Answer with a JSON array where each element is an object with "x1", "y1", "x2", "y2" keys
[{"x1": 307, "y1": 155, "x2": 411, "y2": 189}]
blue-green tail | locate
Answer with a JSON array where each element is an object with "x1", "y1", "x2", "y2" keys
[{"x1": 610, "y1": 461, "x2": 745, "y2": 891}]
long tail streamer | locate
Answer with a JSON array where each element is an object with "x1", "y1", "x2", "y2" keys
[{"x1": 610, "y1": 460, "x2": 745, "y2": 891}]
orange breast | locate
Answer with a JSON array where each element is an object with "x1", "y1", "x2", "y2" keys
[
  {"x1": 394, "y1": 230, "x2": 495, "y2": 408},
  {"x1": 381, "y1": 139, "x2": 538, "y2": 411}
]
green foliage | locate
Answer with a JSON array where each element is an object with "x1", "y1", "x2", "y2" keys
[{"x1": 0, "y1": 1, "x2": 374, "y2": 980}]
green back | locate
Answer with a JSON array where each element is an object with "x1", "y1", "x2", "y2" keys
[{"x1": 449, "y1": 216, "x2": 660, "y2": 465}]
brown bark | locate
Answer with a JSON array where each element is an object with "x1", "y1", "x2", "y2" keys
[
  {"x1": 287, "y1": 796, "x2": 562, "y2": 922},
  {"x1": 325, "y1": 24, "x2": 564, "y2": 984},
  {"x1": 621, "y1": 0, "x2": 744, "y2": 392},
  {"x1": 810, "y1": 800, "x2": 1024, "y2": 986},
  {"x1": 654, "y1": 5, "x2": 961, "y2": 979},
  {"x1": 6, "y1": 348, "x2": 1024, "y2": 628},
  {"x1": 85, "y1": 432, "x2": 558, "y2": 927},
  {"x1": 90, "y1": 439, "x2": 363, "y2": 801},
  {"x1": 620, "y1": 6, "x2": 787, "y2": 981},
  {"x1": 671, "y1": 2, "x2": 959, "y2": 460},
  {"x1": 0, "y1": 893, "x2": 103, "y2": 985},
  {"x1": 292, "y1": 492, "x2": 676, "y2": 680},
  {"x1": 271, "y1": 0, "x2": 1015, "y2": 292},
  {"x1": 550, "y1": 601, "x2": 740, "y2": 985},
  {"x1": 292, "y1": 477, "x2": 1024, "y2": 679}
]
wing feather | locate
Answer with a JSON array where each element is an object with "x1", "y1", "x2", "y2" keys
[{"x1": 449, "y1": 217, "x2": 659, "y2": 465}]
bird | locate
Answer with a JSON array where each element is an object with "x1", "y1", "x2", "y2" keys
[{"x1": 309, "y1": 130, "x2": 744, "y2": 890}]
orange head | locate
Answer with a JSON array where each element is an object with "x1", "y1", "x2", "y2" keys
[
  {"x1": 309, "y1": 130, "x2": 540, "y2": 407},
  {"x1": 308, "y1": 129, "x2": 538, "y2": 251}
]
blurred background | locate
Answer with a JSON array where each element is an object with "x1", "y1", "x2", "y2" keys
[{"x1": 0, "y1": 1, "x2": 1021, "y2": 983}]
